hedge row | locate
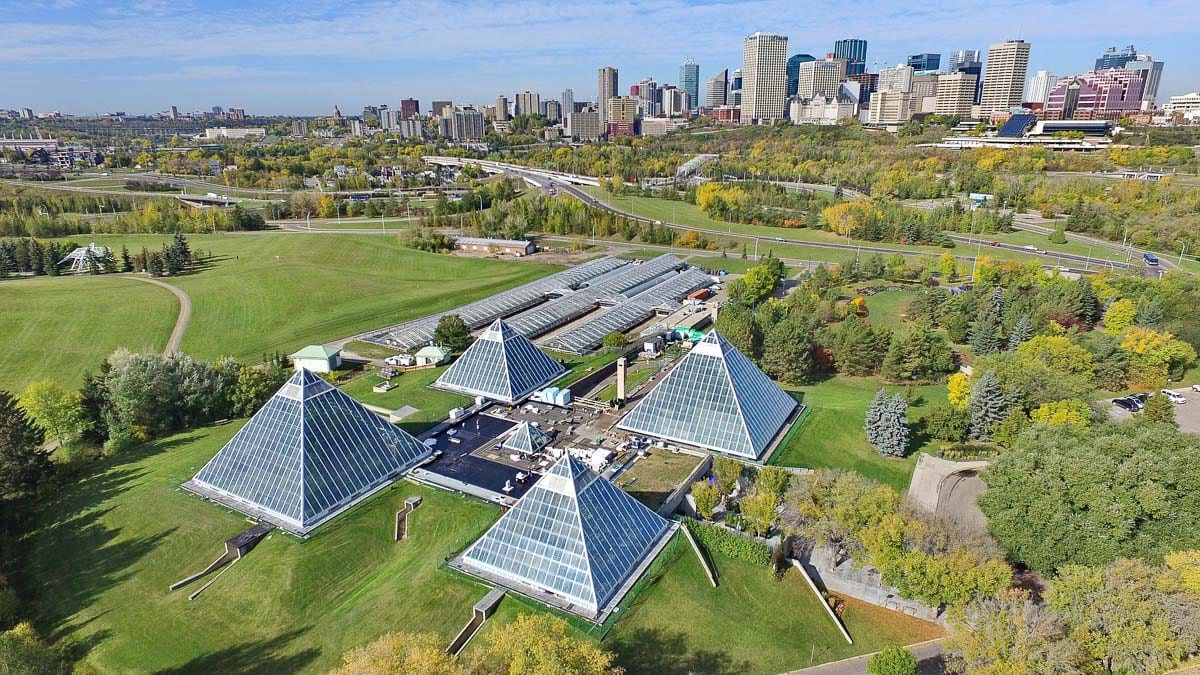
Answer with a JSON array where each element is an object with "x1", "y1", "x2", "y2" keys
[{"x1": 684, "y1": 518, "x2": 771, "y2": 566}]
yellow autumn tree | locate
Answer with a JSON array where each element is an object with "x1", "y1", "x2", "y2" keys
[
  {"x1": 331, "y1": 632, "x2": 466, "y2": 675},
  {"x1": 1030, "y1": 399, "x2": 1091, "y2": 430},
  {"x1": 1103, "y1": 298, "x2": 1137, "y2": 335},
  {"x1": 947, "y1": 372, "x2": 970, "y2": 410}
]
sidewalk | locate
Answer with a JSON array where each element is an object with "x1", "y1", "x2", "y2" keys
[{"x1": 784, "y1": 638, "x2": 947, "y2": 675}]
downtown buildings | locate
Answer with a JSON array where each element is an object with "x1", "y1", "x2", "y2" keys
[
  {"x1": 740, "y1": 32, "x2": 789, "y2": 123},
  {"x1": 979, "y1": 39, "x2": 1031, "y2": 116},
  {"x1": 679, "y1": 60, "x2": 700, "y2": 113}
]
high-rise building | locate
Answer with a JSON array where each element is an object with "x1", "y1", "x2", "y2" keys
[
  {"x1": 679, "y1": 59, "x2": 700, "y2": 112},
  {"x1": 1095, "y1": 45, "x2": 1137, "y2": 70},
  {"x1": 741, "y1": 32, "x2": 789, "y2": 122},
  {"x1": 561, "y1": 89, "x2": 575, "y2": 117},
  {"x1": 947, "y1": 49, "x2": 980, "y2": 74},
  {"x1": 935, "y1": 72, "x2": 977, "y2": 117},
  {"x1": 397, "y1": 119, "x2": 426, "y2": 139},
  {"x1": 661, "y1": 86, "x2": 690, "y2": 117},
  {"x1": 291, "y1": 119, "x2": 309, "y2": 137},
  {"x1": 514, "y1": 92, "x2": 540, "y2": 117},
  {"x1": 607, "y1": 96, "x2": 638, "y2": 137},
  {"x1": 494, "y1": 96, "x2": 510, "y2": 121},
  {"x1": 633, "y1": 77, "x2": 660, "y2": 118},
  {"x1": 729, "y1": 68, "x2": 743, "y2": 106},
  {"x1": 399, "y1": 98, "x2": 420, "y2": 119},
  {"x1": 168, "y1": 105, "x2": 179, "y2": 120},
  {"x1": 544, "y1": 100, "x2": 562, "y2": 123},
  {"x1": 598, "y1": 66, "x2": 618, "y2": 127},
  {"x1": 706, "y1": 69, "x2": 729, "y2": 108},
  {"x1": 907, "y1": 53, "x2": 941, "y2": 72},
  {"x1": 878, "y1": 65, "x2": 915, "y2": 93},
  {"x1": 430, "y1": 101, "x2": 452, "y2": 118},
  {"x1": 228, "y1": 108, "x2": 246, "y2": 120},
  {"x1": 833, "y1": 38, "x2": 867, "y2": 76},
  {"x1": 450, "y1": 109, "x2": 486, "y2": 140},
  {"x1": 1125, "y1": 55, "x2": 1164, "y2": 109},
  {"x1": 362, "y1": 106, "x2": 379, "y2": 123},
  {"x1": 786, "y1": 54, "x2": 816, "y2": 97},
  {"x1": 350, "y1": 119, "x2": 365, "y2": 136},
  {"x1": 566, "y1": 111, "x2": 602, "y2": 142},
  {"x1": 1026, "y1": 70, "x2": 1055, "y2": 104},
  {"x1": 980, "y1": 39, "x2": 1031, "y2": 115},
  {"x1": 796, "y1": 60, "x2": 842, "y2": 100},
  {"x1": 911, "y1": 74, "x2": 940, "y2": 114},
  {"x1": 867, "y1": 89, "x2": 911, "y2": 124},
  {"x1": 1045, "y1": 69, "x2": 1146, "y2": 119}
]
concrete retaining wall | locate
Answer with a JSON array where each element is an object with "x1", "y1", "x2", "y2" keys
[
  {"x1": 657, "y1": 453, "x2": 712, "y2": 518},
  {"x1": 795, "y1": 546, "x2": 940, "y2": 621}
]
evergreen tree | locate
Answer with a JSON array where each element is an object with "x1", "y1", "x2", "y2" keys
[
  {"x1": 865, "y1": 388, "x2": 888, "y2": 447},
  {"x1": 42, "y1": 244, "x2": 59, "y2": 277},
  {"x1": 870, "y1": 393, "x2": 910, "y2": 457},
  {"x1": 0, "y1": 390, "x2": 51, "y2": 503},
  {"x1": 1007, "y1": 314, "x2": 1034, "y2": 351},
  {"x1": 990, "y1": 287, "x2": 1005, "y2": 314},
  {"x1": 1049, "y1": 222, "x2": 1067, "y2": 244},
  {"x1": 761, "y1": 319, "x2": 814, "y2": 385},
  {"x1": 970, "y1": 304, "x2": 1005, "y2": 356},
  {"x1": 968, "y1": 370, "x2": 1009, "y2": 441},
  {"x1": 121, "y1": 245, "x2": 132, "y2": 272},
  {"x1": 1075, "y1": 276, "x2": 1098, "y2": 325},
  {"x1": 882, "y1": 320, "x2": 955, "y2": 382},
  {"x1": 140, "y1": 246, "x2": 150, "y2": 273}
]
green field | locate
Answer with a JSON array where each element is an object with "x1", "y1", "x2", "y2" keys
[
  {"x1": 772, "y1": 376, "x2": 947, "y2": 491},
  {"x1": 616, "y1": 451, "x2": 702, "y2": 509},
  {"x1": 0, "y1": 275, "x2": 179, "y2": 391},
  {"x1": 1, "y1": 234, "x2": 559, "y2": 389},
  {"x1": 19, "y1": 423, "x2": 503, "y2": 673},
  {"x1": 605, "y1": 542, "x2": 943, "y2": 674},
  {"x1": 338, "y1": 368, "x2": 470, "y2": 434}
]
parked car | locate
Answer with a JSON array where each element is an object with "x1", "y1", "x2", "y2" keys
[
  {"x1": 1161, "y1": 389, "x2": 1187, "y2": 404},
  {"x1": 1113, "y1": 398, "x2": 1138, "y2": 412},
  {"x1": 1131, "y1": 392, "x2": 1151, "y2": 403},
  {"x1": 1191, "y1": 383, "x2": 1200, "y2": 393}
]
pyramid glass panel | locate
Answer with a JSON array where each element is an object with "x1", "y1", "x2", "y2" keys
[
  {"x1": 502, "y1": 422, "x2": 554, "y2": 455},
  {"x1": 433, "y1": 319, "x2": 566, "y2": 404},
  {"x1": 457, "y1": 455, "x2": 672, "y2": 619},
  {"x1": 617, "y1": 331, "x2": 797, "y2": 460},
  {"x1": 187, "y1": 369, "x2": 431, "y2": 534}
]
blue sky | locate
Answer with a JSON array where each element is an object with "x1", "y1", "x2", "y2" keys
[{"x1": 3, "y1": 0, "x2": 1198, "y2": 115}]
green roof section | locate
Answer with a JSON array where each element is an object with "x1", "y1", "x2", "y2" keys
[{"x1": 291, "y1": 345, "x2": 341, "y2": 359}]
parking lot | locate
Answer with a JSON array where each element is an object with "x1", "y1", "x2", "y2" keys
[{"x1": 1109, "y1": 386, "x2": 1200, "y2": 434}]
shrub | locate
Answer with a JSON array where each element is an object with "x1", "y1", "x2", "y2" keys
[
  {"x1": 684, "y1": 518, "x2": 771, "y2": 565},
  {"x1": 938, "y1": 443, "x2": 1001, "y2": 461},
  {"x1": 867, "y1": 646, "x2": 917, "y2": 675},
  {"x1": 691, "y1": 481, "x2": 720, "y2": 520}
]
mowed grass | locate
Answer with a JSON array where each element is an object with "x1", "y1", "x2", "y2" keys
[
  {"x1": 0, "y1": 275, "x2": 178, "y2": 391},
  {"x1": 12, "y1": 233, "x2": 560, "y2": 381},
  {"x1": 338, "y1": 367, "x2": 471, "y2": 434},
  {"x1": 772, "y1": 376, "x2": 947, "y2": 491},
  {"x1": 605, "y1": 546, "x2": 943, "y2": 674},
  {"x1": 616, "y1": 450, "x2": 703, "y2": 509},
  {"x1": 20, "y1": 423, "x2": 502, "y2": 673}
]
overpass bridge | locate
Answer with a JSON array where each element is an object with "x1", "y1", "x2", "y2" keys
[{"x1": 423, "y1": 156, "x2": 601, "y2": 187}]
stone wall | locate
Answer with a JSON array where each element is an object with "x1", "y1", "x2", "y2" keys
[{"x1": 794, "y1": 545, "x2": 941, "y2": 621}]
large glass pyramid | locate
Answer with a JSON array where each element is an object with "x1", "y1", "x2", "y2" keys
[
  {"x1": 432, "y1": 319, "x2": 566, "y2": 404},
  {"x1": 617, "y1": 330, "x2": 798, "y2": 460},
  {"x1": 186, "y1": 369, "x2": 431, "y2": 535},
  {"x1": 502, "y1": 421, "x2": 554, "y2": 455},
  {"x1": 457, "y1": 454, "x2": 672, "y2": 620}
]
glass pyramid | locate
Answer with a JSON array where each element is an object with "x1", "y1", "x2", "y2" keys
[
  {"x1": 458, "y1": 454, "x2": 672, "y2": 619},
  {"x1": 502, "y1": 421, "x2": 554, "y2": 455},
  {"x1": 187, "y1": 369, "x2": 431, "y2": 535},
  {"x1": 432, "y1": 319, "x2": 566, "y2": 404},
  {"x1": 617, "y1": 330, "x2": 797, "y2": 460}
]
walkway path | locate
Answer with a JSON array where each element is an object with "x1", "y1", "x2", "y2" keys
[
  {"x1": 124, "y1": 275, "x2": 191, "y2": 357},
  {"x1": 785, "y1": 638, "x2": 948, "y2": 675}
]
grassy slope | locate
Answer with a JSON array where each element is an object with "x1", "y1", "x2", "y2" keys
[
  {"x1": 4, "y1": 233, "x2": 560, "y2": 382},
  {"x1": 20, "y1": 423, "x2": 501, "y2": 673},
  {"x1": 772, "y1": 377, "x2": 946, "y2": 491},
  {"x1": 0, "y1": 275, "x2": 178, "y2": 391},
  {"x1": 605, "y1": 546, "x2": 943, "y2": 674}
]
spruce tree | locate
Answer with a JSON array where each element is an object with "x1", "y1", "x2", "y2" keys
[
  {"x1": 1007, "y1": 314, "x2": 1034, "y2": 351},
  {"x1": 970, "y1": 304, "x2": 1004, "y2": 356},
  {"x1": 990, "y1": 287, "x2": 1005, "y2": 314},
  {"x1": 1075, "y1": 276, "x2": 1098, "y2": 325},
  {"x1": 874, "y1": 394, "x2": 911, "y2": 457},
  {"x1": 121, "y1": 245, "x2": 132, "y2": 272},
  {"x1": 968, "y1": 370, "x2": 1009, "y2": 441},
  {"x1": 0, "y1": 390, "x2": 51, "y2": 502},
  {"x1": 865, "y1": 388, "x2": 888, "y2": 447}
]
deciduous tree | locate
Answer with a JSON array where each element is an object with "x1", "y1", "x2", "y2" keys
[
  {"x1": 331, "y1": 631, "x2": 466, "y2": 675},
  {"x1": 434, "y1": 314, "x2": 472, "y2": 353},
  {"x1": 18, "y1": 379, "x2": 85, "y2": 447},
  {"x1": 477, "y1": 613, "x2": 620, "y2": 675},
  {"x1": 691, "y1": 481, "x2": 720, "y2": 520}
]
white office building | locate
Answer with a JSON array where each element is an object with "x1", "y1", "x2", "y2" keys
[
  {"x1": 980, "y1": 40, "x2": 1031, "y2": 116},
  {"x1": 741, "y1": 32, "x2": 789, "y2": 122},
  {"x1": 1026, "y1": 70, "x2": 1056, "y2": 104},
  {"x1": 878, "y1": 65, "x2": 915, "y2": 94},
  {"x1": 796, "y1": 60, "x2": 842, "y2": 100}
]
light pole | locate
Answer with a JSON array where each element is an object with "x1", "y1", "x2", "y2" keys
[{"x1": 1179, "y1": 241, "x2": 1189, "y2": 267}]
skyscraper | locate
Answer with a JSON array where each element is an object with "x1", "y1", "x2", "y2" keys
[
  {"x1": 495, "y1": 95, "x2": 510, "y2": 122},
  {"x1": 1095, "y1": 45, "x2": 1137, "y2": 70},
  {"x1": 544, "y1": 100, "x2": 562, "y2": 123},
  {"x1": 598, "y1": 66, "x2": 618, "y2": 127},
  {"x1": 399, "y1": 98, "x2": 420, "y2": 119},
  {"x1": 980, "y1": 40, "x2": 1030, "y2": 115},
  {"x1": 786, "y1": 54, "x2": 816, "y2": 97},
  {"x1": 679, "y1": 59, "x2": 700, "y2": 113},
  {"x1": 706, "y1": 69, "x2": 729, "y2": 108},
  {"x1": 1125, "y1": 55, "x2": 1164, "y2": 109},
  {"x1": 906, "y1": 53, "x2": 941, "y2": 72},
  {"x1": 606, "y1": 96, "x2": 638, "y2": 137},
  {"x1": 935, "y1": 72, "x2": 977, "y2": 117},
  {"x1": 878, "y1": 64, "x2": 914, "y2": 93},
  {"x1": 1026, "y1": 70, "x2": 1055, "y2": 104},
  {"x1": 833, "y1": 38, "x2": 867, "y2": 76},
  {"x1": 729, "y1": 69, "x2": 743, "y2": 106},
  {"x1": 947, "y1": 49, "x2": 980, "y2": 74},
  {"x1": 514, "y1": 91, "x2": 541, "y2": 117},
  {"x1": 741, "y1": 32, "x2": 789, "y2": 122},
  {"x1": 796, "y1": 60, "x2": 842, "y2": 100},
  {"x1": 561, "y1": 88, "x2": 575, "y2": 116}
]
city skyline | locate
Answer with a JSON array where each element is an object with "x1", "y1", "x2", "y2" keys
[{"x1": 4, "y1": 0, "x2": 1200, "y2": 114}]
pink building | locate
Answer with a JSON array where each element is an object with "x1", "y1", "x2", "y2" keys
[{"x1": 1045, "y1": 69, "x2": 1145, "y2": 120}]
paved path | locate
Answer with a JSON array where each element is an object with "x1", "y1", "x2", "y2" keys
[
  {"x1": 125, "y1": 275, "x2": 191, "y2": 357},
  {"x1": 786, "y1": 638, "x2": 948, "y2": 675}
]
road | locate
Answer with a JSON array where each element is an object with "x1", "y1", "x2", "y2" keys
[
  {"x1": 125, "y1": 275, "x2": 191, "y2": 357},
  {"x1": 785, "y1": 638, "x2": 948, "y2": 674}
]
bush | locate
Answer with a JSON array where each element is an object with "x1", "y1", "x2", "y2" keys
[
  {"x1": 867, "y1": 646, "x2": 917, "y2": 675},
  {"x1": 937, "y1": 443, "x2": 1001, "y2": 461},
  {"x1": 0, "y1": 588, "x2": 18, "y2": 630},
  {"x1": 684, "y1": 518, "x2": 771, "y2": 565}
]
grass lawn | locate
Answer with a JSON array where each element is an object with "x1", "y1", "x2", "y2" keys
[
  {"x1": 616, "y1": 451, "x2": 703, "y2": 509},
  {"x1": 338, "y1": 367, "x2": 471, "y2": 434},
  {"x1": 850, "y1": 289, "x2": 919, "y2": 333},
  {"x1": 7, "y1": 233, "x2": 560, "y2": 386},
  {"x1": 0, "y1": 275, "x2": 178, "y2": 391},
  {"x1": 552, "y1": 349, "x2": 622, "y2": 387},
  {"x1": 19, "y1": 423, "x2": 502, "y2": 674},
  {"x1": 771, "y1": 376, "x2": 947, "y2": 491},
  {"x1": 605, "y1": 547, "x2": 943, "y2": 674},
  {"x1": 341, "y1": 340, "x2": 402, "y2": 360}
]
